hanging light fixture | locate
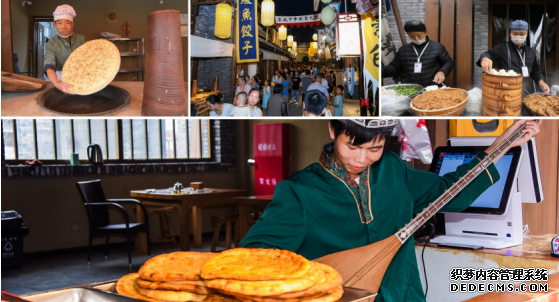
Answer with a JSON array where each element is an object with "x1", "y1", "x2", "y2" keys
[
  {"x1": 288, "y1": 47, "x2": 292, "y2": 52},
  {"x1": 293, "y1": 41, "x2": 297, "y2": 49},
  {"x1": 312, "y1": 42, "x2": 318, "y2": 49},
  {"x1": 287, "y1": 35, "x2": 293, "y2": 47},
  {"x1": 313, "y1": 33, "x2": 318, "y2": 41},
  {"x1": 321, "y1": 6, "x2": 335, "y2": 26},
  {"x1": 214, "y1": 3, "x2": 232, "y2": 39},
  {"x1": 261, "y1": 0, "x2": 275, "y2": 26},
  {"x1": 261, "y1": 0, "x2": 275, "y2": 42},
  {"x1": 278, "y1": 25, "x2": 287, "y2": 40}
]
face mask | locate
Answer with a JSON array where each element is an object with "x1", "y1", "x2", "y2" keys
[
  {"x1": 411, "y1": 38, "x2": 425, "y2": 45},
  {"x1": 511, "y1": 35, "x2": 526, "y2": 45},
  {"x1": 58, "y1": 32, "x2": 73, "y2": 38}
]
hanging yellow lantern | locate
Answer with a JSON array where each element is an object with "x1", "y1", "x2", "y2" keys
[
  {"x1": 214, "y1": 3, "x2": 232, "y2": 39},
  {"x1": 288, "y1": 47, "x2": 292, "y2": 52},
  {"x1": 312, "y1": 42, "x2": 318, "y2": 49},
  {"x1": 293, "y1": 41, "x2": 297, "y2": 49},
  {"x1": 278, "y1": 25, "x2": 287, "y2": 40},
  {"x1": 287, "y1": 35, "x2": 293, "y2": 47},
  {"x1": 313, "y1": 33, "x2": 318, "y2": 41},
  {"x1": 261, "y1": 0, "x2": 275, "y2": 27},
  {"x1": 321, "y1": 6, "x2": 335, "y2": 26}
]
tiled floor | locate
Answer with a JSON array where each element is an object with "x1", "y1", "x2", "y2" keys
[{"x1": 1, "y1": 235, "x2": 222, "y2": 296}]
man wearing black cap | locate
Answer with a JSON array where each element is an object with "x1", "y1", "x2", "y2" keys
[
  {"x1": 382, "y1": 20, "x2": 454, "y2": 87},
  {"x1": 478, "y1": 20, "x2": 550, "y2": 94},
  {"x1": 240, "y1": 119, "x2": 541, "y2": 302}
]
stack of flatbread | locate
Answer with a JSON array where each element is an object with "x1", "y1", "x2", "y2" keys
[
  {"x1": 117, "y1": 252, "x2": 216, "y2": 301},
  {"x1": 201, "y1": 248, "x2": 344, "y2": 302}
]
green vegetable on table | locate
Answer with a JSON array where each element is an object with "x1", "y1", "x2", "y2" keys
[{"x1": 388, "y1": 86, "x2": 421, "y2": 96}]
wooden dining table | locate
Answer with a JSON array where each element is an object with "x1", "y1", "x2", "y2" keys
[
  {"x1": 130, "y1": 188, "x2": 248, "y2": 253},
  {"x1": 233, "y1": 195, "x2": 274, "y2": 242}
]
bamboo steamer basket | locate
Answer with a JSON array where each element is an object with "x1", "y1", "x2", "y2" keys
[
  {"x1": 482, "y1": 73, "x2": 523, "y2": 116},
  {"x1": 410, "y1": 88, "x2": 468, "y2": 116}
]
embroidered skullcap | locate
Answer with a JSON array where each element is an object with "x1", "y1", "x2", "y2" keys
[
  {"x1": 509, "y1": 20, "x2": 528, "y2": 31},
  {"x1": 348, "y1": 119, "x2": 398, "y2": 131},
  {"x1": 404, "y1": 20, "x2": 426, "y2": 32}
]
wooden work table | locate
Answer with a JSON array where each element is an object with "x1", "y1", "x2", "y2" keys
[
  {"x1": 415, "y1": 234, "x2": 559, "y2": 301},
  {"x1": 1, "y1": 81, "x2": 186, "y2": 116},
  {"x1": 130, "y1": 188, "x2": 248, "y2": 253}
]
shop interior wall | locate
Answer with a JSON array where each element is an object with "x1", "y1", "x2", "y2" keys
[
  {"x1": 1, "y1": 120, "x2": 249, "y2": 253},
  {"x1": 10, "y1": 0, "x2": 188, "y2": 80}
]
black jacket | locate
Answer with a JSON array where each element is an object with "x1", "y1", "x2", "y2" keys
[
  {"x1": 477, "y1": 41, "x2": 544, "y2": 84},
  {"x1": 382, "y1": 36, "x2": 454, "y2": 87}
]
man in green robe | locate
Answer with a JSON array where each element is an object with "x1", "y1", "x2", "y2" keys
[
  {"x1": 240, "y1": 119, "x2": 541, "y2": 302},
  {"x1": 43, "y1": 4, "x2": 85, "y2": 95}
]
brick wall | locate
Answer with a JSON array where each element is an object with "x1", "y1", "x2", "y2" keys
[
  {"x1": 473, "y1": 0, "x2": 489, "y2": 89},
  {"x1": 193, "y1": 4, "x2": 235, "y2": 103}
]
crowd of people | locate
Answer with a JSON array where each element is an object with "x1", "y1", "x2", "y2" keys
[{"x1": 205, "y1": 64, "x2": 345, "y2": 117}]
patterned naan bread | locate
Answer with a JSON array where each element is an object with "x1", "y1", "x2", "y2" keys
[
  {"x1": 202, "y1": 248, "x2": 312, "y2": 281},
  {"x1": 62, "y1": 39, "x2": 120, "y2": 95}
]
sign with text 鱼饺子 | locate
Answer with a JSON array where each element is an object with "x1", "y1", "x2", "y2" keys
[{"x1": 236, "y1": 0, "x2": 259, "y2": 63}]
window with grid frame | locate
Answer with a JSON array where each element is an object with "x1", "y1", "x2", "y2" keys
[{"x1": 2, "y1": 119, "x2": 213, "y2": 162}]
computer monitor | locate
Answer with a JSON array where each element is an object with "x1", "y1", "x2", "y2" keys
[{"x1": 429, "y1": 146, "x2": 523, "y2": 215}]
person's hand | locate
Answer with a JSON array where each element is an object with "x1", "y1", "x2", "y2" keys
[
  {"x1": 539, "y1": 80, "x2": 551, "y2": 94},
  {"x1": 55, "y1": 82, "x2": 75, "y2": 95},
  {"x1": 486, "y1": 120, "x2": 541, "y2": 157},
  {"x1": 433, "y1": 72, "x2": 445, "y2": 84},
  {"x1": 481, "y1": 57, "x2": 493, "y2": 74}
]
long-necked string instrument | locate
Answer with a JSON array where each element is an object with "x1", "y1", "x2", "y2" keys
[{"x1": 315, "y1": 121, "x2": 534, "y2": 299}]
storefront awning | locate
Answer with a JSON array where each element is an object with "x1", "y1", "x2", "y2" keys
[
  {"x1": 191, "y1": 36, "x2": 234, "y2": 58},
  {"x1": 261, "y1": 49, "x2": 290, "y2": 62}
]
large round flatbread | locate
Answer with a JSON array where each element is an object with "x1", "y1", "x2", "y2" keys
[
  {"x1": 116, "y1": 273, "x2": 163, "y2": 302},
  {"x1": 206, "y1": 263, "x2": 324, "y2": 296},
  {"x1": 217, "y1": 290, "x2": 325, "y2": 302},
  {"x1": 62, "y1": 39, "x2": 120, "y2": 95},
  {"x1": 139, "y1": 252, "x2": 217, "y2": 282},
  {"x1": 234, "y1": 287, "x2": 343, "y2": 302},
  {"x1": 137, "y1": 278, "x2": 209, "y2": 294},
  {"x1": 268, "y1": 263, "x2": 343, "y2": 299},
  {"x1": 137, "y1": 286, "x2": 207, "y2": 302},
  {"x1": 202, "y1": 248, "x2": 312, "y2": 281}
]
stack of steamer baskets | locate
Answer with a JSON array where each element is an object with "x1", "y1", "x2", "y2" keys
[{"x1": 481, "y1": 72, "x2": 523, "y2": 116}]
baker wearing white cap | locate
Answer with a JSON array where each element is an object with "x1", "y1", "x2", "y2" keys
[{"x1": 44, "y1": 4, "x2": 85, "y2": 94}]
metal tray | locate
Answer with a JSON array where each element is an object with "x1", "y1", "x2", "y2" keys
[
  {"x1": 19, "y1": 287, "x2": 140, "y2": 302},
  {"x1": 382, "y1": 83, "x2": 424, "y2": 99},
  {"x1": 22, "y1": 282, "x2": 376, "y2": 302}
]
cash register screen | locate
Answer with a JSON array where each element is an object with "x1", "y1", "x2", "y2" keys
[{"x1": 430, "y1": 146, "x2": 522, "y2": 215}]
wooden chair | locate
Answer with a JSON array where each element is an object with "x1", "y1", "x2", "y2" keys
[
  {"x1": 146, "y1": 206, "x2": 177, "y2": 247},
  {"x1": 76, "y1": 179, "x2": 151, "y2": 268},
  {"x1": 210, "y1": 215, "x2": 239, "y2": 252}
]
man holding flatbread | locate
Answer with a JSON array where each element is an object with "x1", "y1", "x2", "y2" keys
[
  {"x1": 240, "y1": 119, "x2": 540, "y2": 302},
  {"x1": 43, "y1": 4, "x2": 85, "y2": 95},
  {"x1": 478, "y1": 20, "x2": 550, "y2": 94},
  {"x1": 382, "y1": 20, "x2": 454, "y2": 87}
]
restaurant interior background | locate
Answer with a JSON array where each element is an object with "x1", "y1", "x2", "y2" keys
[
  {"x1": 2, "y1": 119, "x2": 558, "y2": 254},
  {"x1": 5, "y1": 0, "x2": 188, "y2": 81}
]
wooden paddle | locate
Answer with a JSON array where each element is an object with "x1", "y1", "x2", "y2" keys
[
  {"x1": 1, "y1": 72, "x2": 47, "y2": 92},
  {"x1": 315, "y1": 121, "x2": 534, "y2": 299}
]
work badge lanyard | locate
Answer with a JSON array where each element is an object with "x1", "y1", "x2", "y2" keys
[
  {"x1": 413, "y1": 42, "x2": 430, "y2": 73},
  {"x1": 516, "y1": 48, "x2": 530, "y2": 77}
]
